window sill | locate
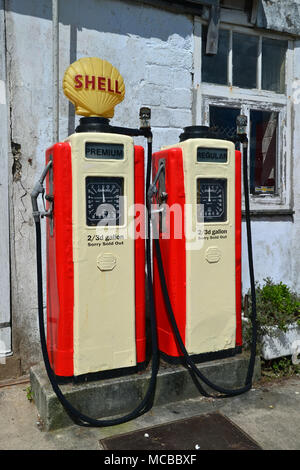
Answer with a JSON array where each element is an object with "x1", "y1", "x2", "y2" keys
[
  {"x1": 242, "y1": 194, "x2": 292, "y2": 214},
  {"x1": 201, "y1": 83, "x2": 287, "y2": 105}
]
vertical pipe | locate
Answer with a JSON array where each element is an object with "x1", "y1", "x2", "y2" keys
[
  {"x1": 52, "y1": 0, "x2": 59, "y2": 143},
  {"x1": 257, "y1": 35, "x2": 262, "y2": 90},
  {"x1": 192, "y1": 18, "x2": 202, "y2": 125},
  {"x1": 228, "y1": 29, "x2": 233, "y2": 87},
  {"x1": 0, "y1": 0, "x2": 12, "y2": 356},
  {"x1": 68, "y1": 24, "x2": 77, "y2": 136}
]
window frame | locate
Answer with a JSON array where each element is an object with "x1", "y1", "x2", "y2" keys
[{"x1": 193, "y1": 18, "x2": 294, "y2": 213}]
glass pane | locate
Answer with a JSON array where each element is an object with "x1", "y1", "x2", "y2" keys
[
  {"x1": 221, "y1": 0, "x2": 250, "y2": 9},
  {"x1": 197, "y1": 178, "x2": 227, "y2": 223},
  {"x1": 262, "y1": 38, "x2": 287, "y2": 93},
  {"x1": 202, "y1": 27, "x2": 229, "y2": 85},
  {"x1": 210, "y1": 105, "x2": 240, "y2": 148},
  {"x1": 233, "y1": 33, "x2": 258, "y2": 89},
  {"x1": 250, "y1": 110, "x2": 278, "y2": 195}
]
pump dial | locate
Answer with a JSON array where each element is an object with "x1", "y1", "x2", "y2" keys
[
  {"x1": 197, "y1": 178, "x2": 227, "y2": 223},
  {"x1": 86, "y1": 176, "x2": 124, "y2": 226}
]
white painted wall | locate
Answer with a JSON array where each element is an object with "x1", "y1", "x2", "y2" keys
[
  {"x1": 6, "y1": 1, "x2": 53, "y2": 370},
  {"x1": 3, "y1": 0, "x2": 300, "y2": 372},
  {"x1": 57, "y1": 0, "x2": 193, "y2": 147},
  {"x1": 242, "y1": 219, "x2": 294, "y2": 293},
  {"x1": 291, "y1": 40, "x2": 300, "y2": 294},
  {"x1": 0, "y1": 1, "x2": 11, "y2": 356}
]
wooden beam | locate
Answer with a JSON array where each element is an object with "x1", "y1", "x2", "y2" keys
[
  {"x1": 206, "y1": 4, "x2": 221, "y2": 55},
  {"x1": 130, "y1": 0, "x2": 219, "y2": 16},
  {"x1": 250, "y1": 0, "x2": 259, "y2": 24}
]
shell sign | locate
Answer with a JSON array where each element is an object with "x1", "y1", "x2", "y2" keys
[{"x1": 62, "y1": 57, "x2": 125, "y2": 118}]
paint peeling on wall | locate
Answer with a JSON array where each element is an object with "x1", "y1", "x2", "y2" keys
[{"x1": 256, "y1": 0, "x2": 300, "y2": 36}]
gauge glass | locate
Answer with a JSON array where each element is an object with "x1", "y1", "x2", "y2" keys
[
  {"x1": 86, "y1": 176, "x2": 124, "y2": 226},
  {"x1": 197, "y1": 178, "x2": 227, "y2": 223}
]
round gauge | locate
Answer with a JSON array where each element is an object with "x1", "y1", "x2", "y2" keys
[
  {"x1": 86, "y1": 176, "x2": 124, "y2": 226},
  {"x1": 197, "y1": 178, "x2": 227, "y2": 222}
]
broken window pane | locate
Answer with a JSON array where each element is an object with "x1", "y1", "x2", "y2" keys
[
  {"x1": 233, "y1": 33, "x2": 258, "y2": 89},
  {"x1": 262, "y1": 38, "x2": 287, "y2": 94},
  {"x1": 210, "y1": 105, "x2": 240, "y2": 148},
  {"x1": 202, "y1": 27, "x2": 229, "y2": 86},
  {"x1": 250, "y1": 110, "x2": 278, "y2": 195}
]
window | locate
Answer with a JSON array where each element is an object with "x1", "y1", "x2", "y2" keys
[
  {"x1": 195, "y1": 21, "x2": 292, "y2": 210},
  {"x1": 202, "y1": 29, "x2": 288, "y2": 93},
  {"x1": 220, "y1": 0, "x2": 252, "y2": 10}
]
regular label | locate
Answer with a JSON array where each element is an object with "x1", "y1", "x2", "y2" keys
[
  {"x1": 197, "y1": 147, "x2": 227, "y2": 163},
  {"x1": 86, "y1": 142, "x2": 124, "y2": 160}
]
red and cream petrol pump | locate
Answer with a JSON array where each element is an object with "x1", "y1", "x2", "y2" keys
[
  {"x1": 151, "y1": 126, "x2": 242, "y2": 363},
  {"x1": 149, "y1": 118, "x2": 257, "y2": 398},
  {"x1": 43, "y1": 57, "x2": 148, "y2": 379},
  {"x1": 31, "y1": 57, "x2": 159, "y2": 427}
]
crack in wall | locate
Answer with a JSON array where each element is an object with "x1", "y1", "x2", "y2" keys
[{"x1": 11, "y1": 141, "x2": 22, "y2": 181}]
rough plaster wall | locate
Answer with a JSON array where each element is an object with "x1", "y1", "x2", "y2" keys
[
  {"x1": 241, "y1": 220, "x2": 294, "y2": 294},
  {"x1": 257, "y1": 0, "x2": 300, "y2": 36},
  {"x1": 57, "y1": 0, "x2": 193, "y2": 149},
  {"x1": 6, "y1": 1, "x2": 53, "y2": 372},
  {"x1": 291, "y1": 41, "x2": 300, "y2": 294}
]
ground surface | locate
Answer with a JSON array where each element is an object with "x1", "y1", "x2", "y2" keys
[{"x1": 0, "y1": 375, "x2": 299, "y2": 450}]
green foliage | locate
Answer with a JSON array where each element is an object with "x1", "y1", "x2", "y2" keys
[
  {"x1": 243, "y1": 278, "x2": 300, "y2": 353},
  {"x1": 262, "y1": 357, "x2": 300, "y2": 380},
  {"x1": 245, "y1": 277, "x2": 300, "y2": 332},
  {"x1": 26, "y1": 386, "x2": 33, "y2": 402}
]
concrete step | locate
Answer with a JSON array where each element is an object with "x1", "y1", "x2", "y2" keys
[{"x1": 30, "y1": 352, "x2": 261, "y2": 431}]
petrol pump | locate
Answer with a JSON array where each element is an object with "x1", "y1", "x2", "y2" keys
[
  {"x1": 152, "y1": 126, "x2": 242, "y2": 362},
  {"x1": 150, "y1": 119, "x2": 257, "y2": 397},
  {"x1": 31, "y1": 57, "x2": 159, "y2": 426}
]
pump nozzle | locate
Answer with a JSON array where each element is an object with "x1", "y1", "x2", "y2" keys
[
  {"x1": 139, "y1": 107, "x2": 151, "y2": 129},
  {"x1": 236, "y1": 115, "x2": 248, "y2": 144}
]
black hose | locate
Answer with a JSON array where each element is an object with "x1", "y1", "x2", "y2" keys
[
  {"x1": 152, "y1": 142, "x2": 258, "y2": 398},
  {"x1": 33, "y1": 140, "x2": 159, "y2": 427}
]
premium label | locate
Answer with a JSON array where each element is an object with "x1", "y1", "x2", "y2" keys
[{"x1": 86, "y1": 142, "x2": 124, "y2": 160}]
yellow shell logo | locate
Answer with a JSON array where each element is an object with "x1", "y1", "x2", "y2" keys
[{"x1": 62, "y1": 57, "x2": 125, "y2": 118}]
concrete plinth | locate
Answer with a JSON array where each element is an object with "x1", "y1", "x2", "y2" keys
[{"x1": 30, "y1": 353, "x2": 261, "y2": 431}]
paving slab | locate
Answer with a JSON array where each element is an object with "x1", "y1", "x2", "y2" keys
[{"x1": 0, "y1": 374, "x2": 300, "y2": 450}]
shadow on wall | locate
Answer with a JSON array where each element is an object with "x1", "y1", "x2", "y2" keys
[
  {"x1": 8, "y1": 0, "x2": 193, "y2": 135},
  {"x1": 7, "y1": 0, "x2": 193, "y2": 41}
]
